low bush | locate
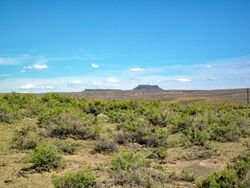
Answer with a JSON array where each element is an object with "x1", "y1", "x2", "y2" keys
[
  {"x1": 145, "y1": 108, "x2": 168, "y2": 127},
  {"x1": 31, "y1": 143, "x2": 66, "y2": 171},
  {"x1": 38, "y1": 107, "x2": 98, "y2": 139},
  {"x1": 140, "y1": 128, "x2": 168, "y2": 147},
  {"x1": 117, "y1": 119, "x2": 168, "y2": 148},
  {"x1": 41, "y1": 93, "x2": 79, "y2": 108},
  {"x1": 12, "y1": 132, "x2": 40, "y2": 150},
  {"x1": 94, "y1": 138, "x2": 118, "y2": 153},
  {"x1": 115, "y1": 131, "x2": 132, "y2": 145},
  {"x1": 186, "y1": 129, "x2": 210, "y2": 146},
  {"x1": 12, "y1": 124, "x2": 40, "y2": 150},
  {"x1": 209, "y1": 123, "x2": 241, "y2": 142},
  {"x1": 0, "y1": 103, "x2": 21, "y2": 123},
  {"x1": 52, "y1": 169, "x2": 96, "y2": 188}
]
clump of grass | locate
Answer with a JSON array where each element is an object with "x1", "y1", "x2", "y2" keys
[
  {"x1": 148, "y1": 147, "x2": 168, "y2": 160},
  {"x1": 0, "y1": 159, "x2": 9, "y2": 167},
  {"x1": 169, "y1": 170, "x2": 195, "y2": 182},
  {"x1": 53, "y1": 139, "x2": 80, "y2": 155},
  {"x1": 52, "y1": 169, "x2": 96, "y2": 188},
  {"x1": 31, "y1": 143, "x2": 66, "y2": 171},
  {"x1": 182, "y1": 145, "x2": 219, "y2": 161}
]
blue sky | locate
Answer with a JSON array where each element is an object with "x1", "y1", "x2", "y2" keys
[{"x1": 0, "y1": 0, "x2": 250, "y2": 92}]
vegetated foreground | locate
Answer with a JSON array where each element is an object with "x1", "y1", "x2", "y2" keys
[{"x1": 0, "y1": 93, "x2": 249, "y2": 188}]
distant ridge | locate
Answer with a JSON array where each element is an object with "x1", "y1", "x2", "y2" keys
[
  {"x1": 84, "y1": 89, "x2": 122, "y2": 91},
  {"x1": 133, "y1": 85, "x2": 163, "y2": 91}
]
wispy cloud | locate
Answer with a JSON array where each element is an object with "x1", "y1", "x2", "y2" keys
[
  {"x1": 208, "y1": 77, "x2": 217, "y2": 81},
  {"x1": 0, "y1": 57, "x2": 22, "y2": 65},
  {"x1": 71, "y1": 80, "x2": 82, "y2": 84},
  {"x1": 22, "y1": 63, "x2": 48, "y2": 72},
  {"x1": 0, "y1": 52, "x2": 101, "y2": 67},
  {"x1": 107, "y1": 78, "x2": 120, "y2": 83},
  {"x1": 18, "y1": 84, "x2": 54, "y2": 90},
  {"x1": 129, "y1": 67, "x2": 147, "y2": 72},
  {"x1": 175, "y1": 78, "x2": 191, "y2": 82}
]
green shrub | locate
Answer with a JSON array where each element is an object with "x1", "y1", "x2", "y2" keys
[
  {"x1": 52, "y1": 169, "x2": 96, "y2": 188},
  {"x1": 31, "y1": 143, "x2": 66, "y2": 171},
  {"x1": 140, "y1": 128, "x2": 168, "y2": 147},
  {"x1": 94, "y1": 138, "x2": 118, "y2": 153},
  {"x1": 117, "y1": 119, "x2": 168, "y2": 147},
  {"x1": 210, "y1": 123, "x2": 241, "y2": 142},
  {"x1": 83, "y1": 100, "x2": 107, "y2": 115},
  {"x1": 38, "y1": 107, "x2": 97, "y2": 139},
  {"x1": 81, "y1": 124, "x2": 101, "y2": 140},
  {"x1": 145, "y1": 108, "x2": 168, "y2": 127},
  {"x1": 183, "y1": 105, "x2": 205, "y2": 116},
  {"x1": 111, "y1": 151, "x2": 152, "y2": 186},
  {"x1": 186, "y1": 129, "x2": 210, "y2": 146},
  {"x1": 41, "y1": 93, "x2": 79, "y2": 108},
  {"x1": 115, "y1": 131, "x2": 132, "y2": 145}
]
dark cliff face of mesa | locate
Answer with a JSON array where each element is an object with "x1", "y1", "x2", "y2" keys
[{"x1": 133, "y1": 85, "x2": 163, "y2": 91}]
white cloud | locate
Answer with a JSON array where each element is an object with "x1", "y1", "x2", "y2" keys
[
  {"x1": 91, "y1": 63, "x2": 99, "y2": 68},
  {"x1": 175, "y1": 78, "x2": 191, "y2": 82},
  {"x1": 129, "y1": 68, "x2": 146, "y2": 72},
  {"x1": 107, "y1": 78, "x2": 120, "y2": 83},
  {"x1": 19, "y1": 84, "x2": 36, "y2": 89},
  {"x1": 33, "y1": 64, "x2": 48, "y2": 69}
]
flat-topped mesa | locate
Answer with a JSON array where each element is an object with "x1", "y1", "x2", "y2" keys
[{"x1": 133, "y1": 85, "x2": 163, "y2": 91}]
